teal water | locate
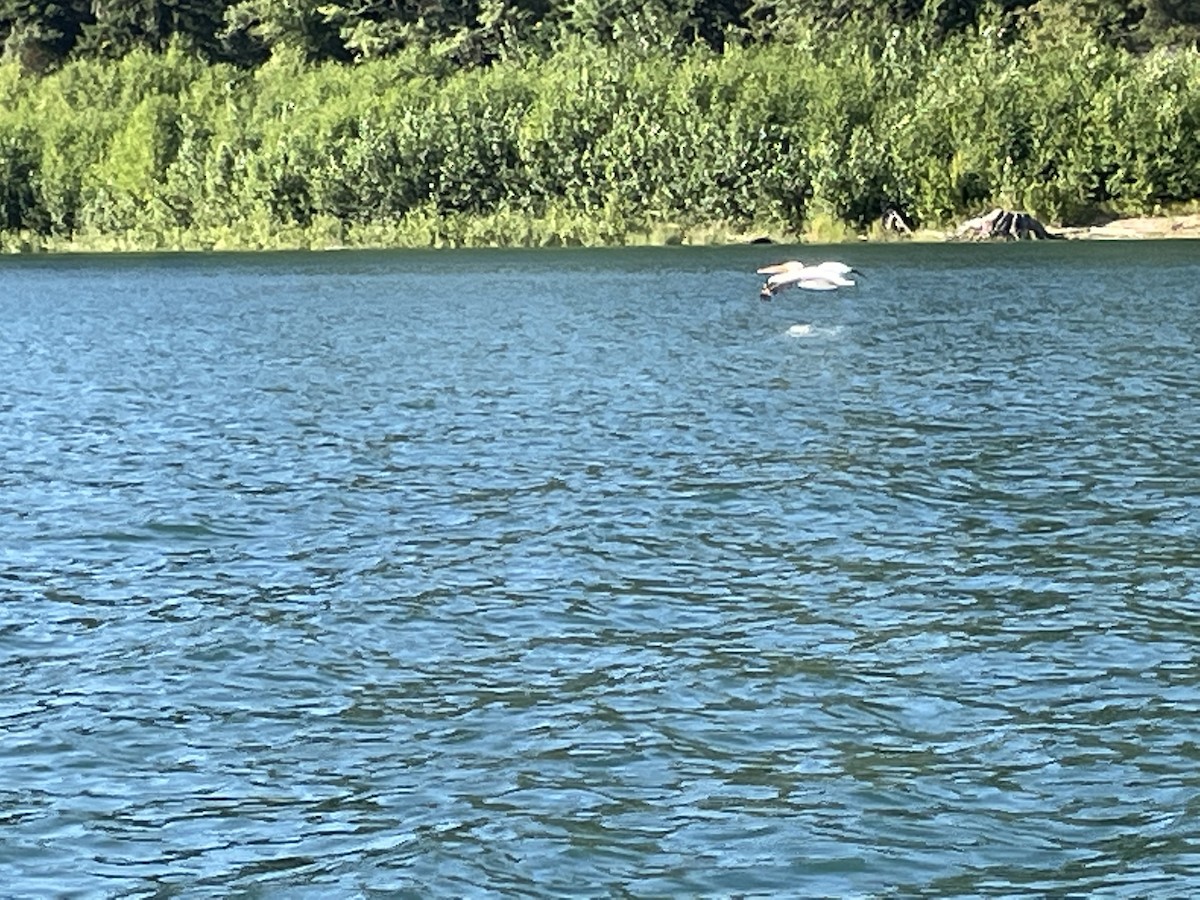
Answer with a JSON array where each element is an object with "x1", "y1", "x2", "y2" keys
[{"x1": 2, "y1": 243, "x2": 1199, "y2": 896}]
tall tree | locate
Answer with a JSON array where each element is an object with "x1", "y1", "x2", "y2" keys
[
  {"x1": 1142, "y1": 0, "x2": 1200, "y2": 47},
  {"x1": 1, "y1": 0, "x2": 94, "y2": 70},
  {"x1": 220, "y1": 0, "x2": 347, "y2": 62},
  {"x1": 79, "y1": 0, "x2": 231, "y2": 57}
]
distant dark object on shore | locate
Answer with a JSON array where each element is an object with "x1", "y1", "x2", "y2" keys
[
  {"x1": 880, "y1": 204, "x2": 916, "y2": 235},
  {"x1": 956, "y1": 207, "x2": 1064, "y2": 240},
  {"x1": 747, "y1": 235, "x2": 776, "y2": 244}
]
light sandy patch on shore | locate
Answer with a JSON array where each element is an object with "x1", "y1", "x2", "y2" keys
[{"x1": 1061, "y1": 213, "x2": 1200, "y2": 240}]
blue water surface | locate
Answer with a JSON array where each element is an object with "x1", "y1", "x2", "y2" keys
[{"x1": 2, "y1": 242, "x2": 1199, "y2": 896}]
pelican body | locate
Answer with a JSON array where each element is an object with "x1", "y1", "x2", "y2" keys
[{"x1": 757, "y1": 260, "x2": 858, "y2": 299}]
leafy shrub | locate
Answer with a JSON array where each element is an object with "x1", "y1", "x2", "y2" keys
[{"x1": 2, "y1": 18, "x2": 1200, "y2": 249}]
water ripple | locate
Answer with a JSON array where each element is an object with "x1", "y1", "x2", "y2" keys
[{"x1": 1, "y1": 245, "x2": 1199, "y2": 896}]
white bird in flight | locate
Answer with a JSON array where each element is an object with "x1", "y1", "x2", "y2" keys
[{"x1": 757, "y1": 260, "x2": 858, "y2": 299}]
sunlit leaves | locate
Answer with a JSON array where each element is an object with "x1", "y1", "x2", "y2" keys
[{"x1": 2, "y1": 17, "x2": 1200, "y2": 249}]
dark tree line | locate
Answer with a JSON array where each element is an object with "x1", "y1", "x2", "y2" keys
[{"x1": 2, "y1": 0, "x2": 1198, "y2": 72}]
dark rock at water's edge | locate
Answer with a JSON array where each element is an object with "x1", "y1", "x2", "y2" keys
[{"x1": 955, "y1": 207, "x2": 1064, "y2": 240}]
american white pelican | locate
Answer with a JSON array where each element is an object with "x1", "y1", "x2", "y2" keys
[{"x1": 757, "y1": 260, "x2": 858, "y2": 299}]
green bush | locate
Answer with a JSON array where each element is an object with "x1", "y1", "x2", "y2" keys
[{"x1": 2, "y1": 17, "x2": 1199, "y2": 251}]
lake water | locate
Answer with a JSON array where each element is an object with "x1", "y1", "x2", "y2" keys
[{"x1": 2, "y1": 242, "x2": 1199, "y2": 896}]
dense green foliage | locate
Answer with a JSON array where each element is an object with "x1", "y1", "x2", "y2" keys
[{"x1": 1, "y1": 2, "x2": 1199, "y2": 249}]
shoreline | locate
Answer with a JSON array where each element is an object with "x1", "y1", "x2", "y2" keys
[
  {"x1": 863, "y1": 211, "x2": 1200, "y2": 245},
  {"x1": 3, "y1": 212, "x2": 1200, "y2": 254}
]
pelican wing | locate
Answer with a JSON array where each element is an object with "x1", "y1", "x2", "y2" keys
[
  {"x1": 756, "y1": 261, "x2": 805, "y2": 276},
  {"x1": 759, "y1": 261, "x2": 812, "y2": 290},
  {"x1": 793, "y1": 278, "x2": 843, "y2": 291},
  {"x1": 809, "y1": 261, "x2": 855, "y2": 278}
]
